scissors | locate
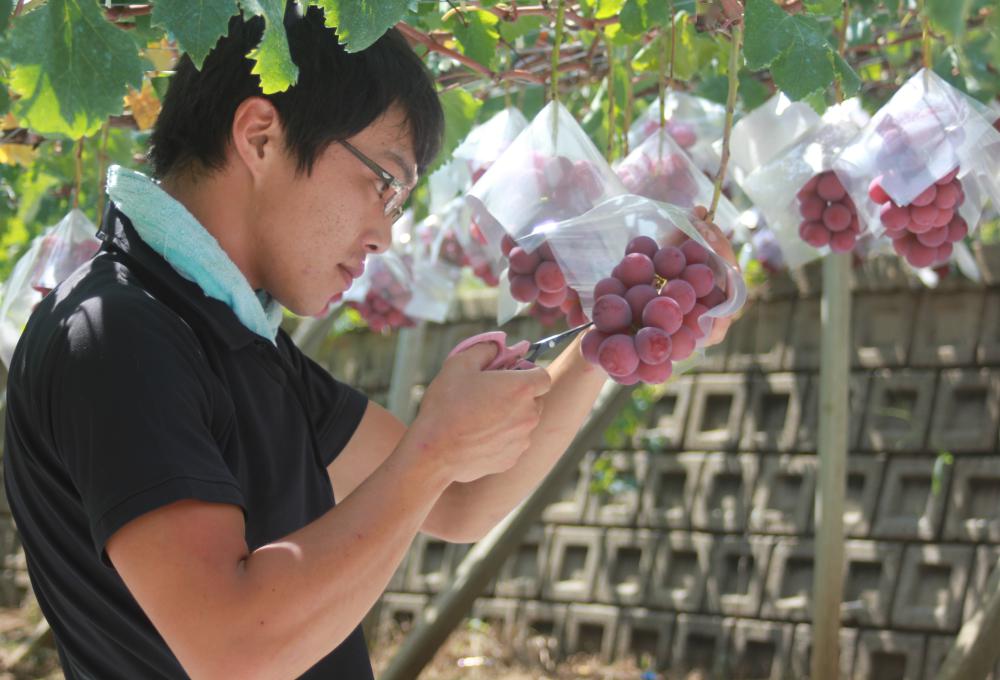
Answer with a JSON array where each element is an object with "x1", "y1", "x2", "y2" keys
[{"x1": 448, "y1": 321, "x2": 594, "y2": 370}]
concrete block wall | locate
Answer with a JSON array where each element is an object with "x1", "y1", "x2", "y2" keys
[{"x1": 354, "y1": 254, "x2": 1000, "y2": 679}]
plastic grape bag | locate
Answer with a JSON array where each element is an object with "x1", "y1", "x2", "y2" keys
[
  {"x1": 466, "y1": 101, "x2": 628, "y2": 324},
  {"x1": 524, "y1": 195, "x2": 746, "y2": 383},
  {"x1": 438, "y1": 196, "x2": 502, "y2": 287},
  {"x1": 615, "y1": 128, "x2": 744, "y2": 245},
  {"x1": 727, "y1": 93, "x2": 823, "y2": 189},
  {"x1": 428, "y1": 158, "x2": 473, "y2": 215},
  {"x1": 833, "y1": 69, "x2": 1000, "y2": 268},
  {"x1": 453, "y1": 107, "x2": 530, "y2": 183},
  {"x1": 627, "y1": 92, "x2": 727, "y2": 176},
  {"x1": 343, "y1": 251, "x2": 416, "y2": 332},
  {"x1": 741, "y1": 99, "x2": 870, "y2": 269},
  {"x1": 0, "y1": 208, "x2": 101, "y2": 367}
]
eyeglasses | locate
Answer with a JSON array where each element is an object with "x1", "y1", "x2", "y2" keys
[{"x1": 339, "y1": 140, "x2": 412, "y2": 222}]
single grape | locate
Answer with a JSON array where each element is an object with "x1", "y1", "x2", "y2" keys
[
  {"x1": 662, "y1": 280, "x2": 696, "y2": 315},
  {"x1": 699, "y1": 286, "x2": 726, "y2": 309},
  {"x1": 817, "y1": 172, "x2": 847, "y2": 202},
  {"x1": 916, "y1": 226, "x2": 948, "y2": 248},
  {"x1": 799, "y1": 221, "x2": 831, "y2": 248},
  {"x1": 641, "y1": 296, "x2": 684, "y2": 334},
  {"x1": 537, "y1": 287, "x2": 568, "y2": 308},
  {"x1": 947, "y1": 215, "x2": 968, "y2": 242},
  {"x1": 683, "y1": 303, "x2": 709, "y2": 338},
  {"x1": 680, "y1": 240, "x2": 710, "y2": 266},
  {"x1": 829, "y1": 230, "x2": 857, "y2": 253},
  {"x1": 937, "y1": 242, "x2": 954, "y2": 262},
  {"x1": 681, "y1": 263, "x2": 715, "y2": 298},
  {"x1": 936, "y1": 167, "x2": 960, "y2": 185},
  {"x1": 510, "y1": 274, "x2": 539, "y2": 302},
  {"x1": 635, "y1": 326, "x2": 673, "y2": 364},
  {"x1": 653, "y1": 246, "x2": 687, "y2": 279},
  {"x1": 617, "y1": 252, "x2": 656, "y2": 287},
  {"x1": 823, "y1": 203, "x2": 852, "y2": 232},
  {"x1": 909, "y1": 205, "x2": 939, "y2": 230},
  {"x1": 627, "y1": 235, "x2": 659, "y2": 259},
  {"x1": 535, "y1": 261, "x2": 566, "y2": 293},
  {"x1": 879, "y1": 203, "x2": 910, "y2": 231},
  {"x1": 501, "y1": 234, "x2": 517, "y2": 257},
  {"x1": 869, "y1": 177, "x2": 890, "y2": 204},
  {"x1": 538, "y1": 242, "x2": 556, "y2": 261},
  {"x1": 907, "y1": 241, "x2": 937, "y2": 268},
  {"x1": 509, "y1": 247, "x2": 541, "y2": 275},
  {"x1": 594, "y1": 276, "x2": 627, "y2": 299},
  {"x1": 669, "y1": 326, "x2": 697, "y2": 361},
  {"x1": 933, "y1": 182, "x2": 959, "y2": 209},
  {"x1": 801, "y1": 175, "x2": 820, "y2": 194},
  {"x1": 799, "y1": 196, "x2": 825, "y2": 221},
  {"x1": 624, "y1": 284, "x2": 659, "y2": 320},
  {"x1": 592, "y1": 294, "x2": 632, "y2": 333},
  {"x1": 597, "y1": 334, "x2": 640, "y2": 377},
  {"x1": 580, "y1": 329, "x2": 608, "y2": 365},
  {"x1": 636, "y1": 360, "x2": 673, "y2": 384},
  {"x1": 911, "y1": 183, "x2": 937, "y2": 207}
]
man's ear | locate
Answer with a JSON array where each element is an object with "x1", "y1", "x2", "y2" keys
[{"x1": 230, "y1": 97, "x2": 284, "y2": 181}]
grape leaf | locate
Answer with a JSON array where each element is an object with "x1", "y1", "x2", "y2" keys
[
  {"x1": 240, "y1": 0, "x2": 298, "y2": 94},
  {"x1": 446, "y1": 8, "x2": 500, "y2": 71},
  {"x1": 151, "y1": 0, "x2": 240, "y2": 69},
  {"x1": 803, "y1": 0, "x2": 841, "y2": 17},
  {"x1": 308, "y1": 0, "x2": 410, "y2": 53},
  {"x1": 427, "y1": 88, "x2": 482, "y2": 176},
  {"x1": 4, "y1": 0, "x2": 147, "y2": 138},
  {"x1": 0, "y1": 0, "x2": 11, "y2": 32},
  {"x1": 498, "y1": 14, "x2": 544, "y2": 42},
  {"x1": 926, "y1": 0, "x2": 974, "y2": 39},
  {"x1": 744, "y1": 0, "x2": 844, "y2": 100}
]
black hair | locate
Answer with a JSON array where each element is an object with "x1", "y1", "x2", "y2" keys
[{"x1": 148, "y1": 4, "x2": 443, "y2": 179}]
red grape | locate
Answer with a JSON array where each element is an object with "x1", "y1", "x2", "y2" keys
[
  {"x1": 509, "y1": 247, "x2": 540, "y2": 275},
  {"x1": 625, "y1": 284, "x2": 659, "y2": 320},
  {"x1": 617, "y1": 252, "x2": 656, "y2": 287},
  {"x1": 592, "y1": 294, "x2": 632, "y2": 333},
  {"x1": 597, "y1": 334, "x2": 640, "y2": 377},
  {"x1": 642, "y1": 296, "x2": 684, "y2": 334},
  {"x1": 535, "y1": 261, "x2": 566, "y2": 293},
  {"x1": 662, "y1": 279, "x2": 696, "y2": 315},
  {"x1": 680, "y1": 240, "x2": 709, "y2": 266},
  {"x1": 653, "y1": 246, "x2": 686, "y2": 279},
  {"x1": 670, "y1": 326, "x2": 697, "y2": 361},
  {"x1": 634, "y1": 327, "x2": 673, "y2": 364},
  {"x1": 817, "y1": 173, "x2": 847, "y2": 202},
  {"x1": 510, "y1": 274, "x2": 539, "y2": 302},
  {"x1": 627, "y1": 235, "x2": 659, "y2": 259},
  {"x1": 595, "y1": 276, "x2": 627, "y2": 299},
  {"x1": 681, "y1": 263, "x2": 715, "y2": 298},
  {"x1": 636, "y1": 360, "x2": 673, "y2": 383},
  {"x1": 823, "y1": 203, "x2": 852, "y2": 232}
]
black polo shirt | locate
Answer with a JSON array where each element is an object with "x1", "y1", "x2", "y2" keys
[{"x1": 3, "y1": 204, "x2": 373, "y2": 679}]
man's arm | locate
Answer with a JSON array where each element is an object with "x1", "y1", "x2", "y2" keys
[{"x1": 106, "y1": 344, "x2": 550, "y2": 680}]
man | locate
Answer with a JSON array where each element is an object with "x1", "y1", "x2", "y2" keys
[{"x1": 4, "y1": 5, "x2": 733, "y2": 680}]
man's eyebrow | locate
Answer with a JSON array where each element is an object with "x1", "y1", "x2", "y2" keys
[{"x1": 382, "y1": 149, "x2": 418, "y2": 187}]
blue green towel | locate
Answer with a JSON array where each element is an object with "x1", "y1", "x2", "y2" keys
[{"x1": 106, "y1": 165, "x2": 282, "y2": 343}]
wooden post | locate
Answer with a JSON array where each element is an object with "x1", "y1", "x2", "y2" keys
[
  {"x1": 379, "y1": 381, "x2": 631, "y2": 680},
  {"x1": 811, "y1": 253, "x2": 851, "y2": 680},
  {"x1": 387, "y1": 322, "x2": 427, "y2": 423},
  {"x1": 935, "y1": 555, "x2": 1000, "y2": 679}
]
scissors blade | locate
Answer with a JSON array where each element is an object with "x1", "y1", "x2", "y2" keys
[{"x1": 524, "y1": 321, "x2": 594, "y2": 363}]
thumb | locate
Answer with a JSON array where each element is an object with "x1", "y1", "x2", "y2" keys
[{"x1": 455, "y1": 339, "x2": 503, "y2": 371}]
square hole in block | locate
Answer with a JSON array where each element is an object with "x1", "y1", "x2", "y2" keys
[
  {"x1": 559, "y1": 546, "x2": 590, "y2": 583},
  {"x1": 913, "y1": 564, "x2": 952, "y2": 608},
  {"x1": 724, "y1": 554, "x2": 755, "y2": 596},
  {"x1": 709, "y1": 472, "x2": 744, "y2": 515},
  {"x1": 612, "y1": 547, "x2": 643, "y2": 589},
  {"x1": 968, "y1": 477, "x2": 1000, "y2": 520},
  {"x1": 870, "y1": 651, "x2": 907, "y2": 680},
  {"x1": 738, "y1": 640, "x2": 777, "y2": 679},
  {"x1": 666, "y1": 550, "x2": 700, "y2": 592},
  {"x1": 686, "y1": 633, "x2": 719, "y2": 671},
  {"x1": 578, "y1": 623, "x2": 606, "y2": 655},
  {"x1": 768, "y1": 473, "x2": 805, "y2": 516},
  {"x1": 782, "y1": 557, "x2": 814, "y2": 600},
  {"x1": 952, "y1": 387, "x2": 989, "y2": 430},
  {"x1": 658, "y1": 470, "x2": 688, "y2": 511},
  {"x1": 513, "y1": 543, "x2": 539, "y2": 580},
  {"x1": 846, "y1": 561, "x2": 883, "y2": 603},
  {"x1": 527, "y1": 617, "x2": 556, "y2": 637},
  {"x1": 702, "y1": 395, "x2": 734, "y2": 432},
  {"x1": 880, "y1": 389, "x2": 918, "y2": 429},
  {"x1": 845, "y1": 472, "x2": 867, "y2": 517},
  {"x1": 760, "y1": 394, "x2": 790, "y2": 434},
  {"x1": 893, "y1": 475, "x2": 931, "y2": 516},
  {"x1": 420, "y1": 542, "x2": 446, "y2": 576},
  {"x1": 629, "y1": 627, "x2": 661, "y2": 664}
]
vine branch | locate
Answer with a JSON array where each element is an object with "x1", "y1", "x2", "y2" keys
[{"x1": 709, "y1": 24, "x2": 742, "y2": 221}]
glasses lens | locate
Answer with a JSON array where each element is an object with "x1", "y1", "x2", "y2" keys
[{"x1": 384, "y1": 187, "x2": 408, "y2": 218}]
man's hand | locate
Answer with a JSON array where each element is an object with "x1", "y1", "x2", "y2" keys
[
  {"x1": 407, "y1": 342, "x2": 552, "y2": 484},
  {"x1": 691, "y1": 204, "x2": 740, "y2": 347}
]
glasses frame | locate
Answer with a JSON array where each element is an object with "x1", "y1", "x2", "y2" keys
[{"x1": 339, "y1": 140, "x2": 411, "y2": 221}]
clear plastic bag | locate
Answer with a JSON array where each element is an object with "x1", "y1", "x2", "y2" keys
[
  {"x1": 741, "y1": 99, "x2": 870, "y2": 269},
  {"x1": 627, "y1": 92, "x2": 727, "y2": 176},
  {"x1": 0, "y1": 208, "x2": 100, "y2": 367},
  {"x1": 428, "y1": 158, "x2": 473, "y2": 215},
  {"x1": 438, "y1": 197, "x2": 502, "y2": 287},
  {"x1": 453, "y1": 107, "x2": 530, "y2": 183},
  {"x1": 466, "y1": 101, "x2": 627, "y2": 324},
  {"x1": 727, "y1": 93, "x2": 823, "y2": 189},
  {"x1": 834, "y1": 69, "x2": 1000, "y2": 268},
  {"x1": 615, "y1": 128, "x2": 743, "y2": 244},
  {"x1": 525, "y1": 195, "x2": 745, "y2": 383}
]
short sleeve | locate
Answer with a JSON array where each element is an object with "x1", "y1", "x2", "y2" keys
[
  {"x1": 49, "y1": 292, "x2": 245, "y2": 562},
  {"x1": 278, "y1": 332, "x2": 368, "y2": 467}
]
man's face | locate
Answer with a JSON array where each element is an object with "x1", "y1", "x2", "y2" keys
[{"x1": 249, "y1": 104, "x2": 418, "y2": 317}]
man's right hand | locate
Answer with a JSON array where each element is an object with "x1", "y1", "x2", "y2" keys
[{"x1": 409, "y1": 342, "x2": 552, "y2": 484}]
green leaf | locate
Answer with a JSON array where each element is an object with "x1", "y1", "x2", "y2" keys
[
  {"x1": 4, "y1": 0, "x2": 146, "y2": 138},
  {"x1": 428, "y1": 88, "x2": 482, "y2": 176},
  {"x1": 308, "y1": 0, "x2": 410, "y2": 53},
  {"x1": 0, "y1": 0, "x2": 12, "y2": 32},
  {"x1": 497, "y1": 14, "x2": 544, "y2": 42},
  {"x1": 803, "y1": 0, "x2": 841, "y2": 17},
  {"x1": 738, "y1": 69, "x2": 771, "y2": 110},
  {"x1": 446, "y1": 8, "x2": 500, "y2": 71},
  {"x1": 621, "y1": 0, "x2": 671, "y2": 34},
  {"x1": 0, "y1": 85, "x2": 9, "y2": 117},
  {"x1": 240, "y1": 0, "x2": 298, "y2": 94},
  {"x1": 744, "y1": 0, "x2": 839, "y2": 100},
  {"x1": 151, "y1": 0, "x2": 240, "y2": 69},
  {"x1": 832, "y1": 52, "x2": 861, "y2": 97},
  {"x1": 925, "y1": 0, "x2": 974, "y2": 39}
]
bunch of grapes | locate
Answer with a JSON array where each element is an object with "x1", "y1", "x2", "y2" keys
[
  {"x1": 30, "y1": 233, "x2": 101, "y2": 296},
  {"x1": 501, "y1": 234, "x2": 587, "y2": 326},
  {"x1": 437, "y1": 228, "x2": 469, "y2": 269},
  {"x1": 796, "y1": 171, "x2": 861, "y2": 253},
  {"x1": 346, "y1": 266, "x2": 414, "y2": 333},
  {"x1": 527, "y1": 154, "x2": 606, "y2": 223},
  {"x1": 617, "y1": 150, "x2": 700, "y2": 208},
  {"x1": 581, "y1": 225, "x2": 726, "y2": 385},
  {"x1": 868, "y1": 167, "x2": 966, "y2": 268},
  {"x1": 636, "y1": 119, "x2": 697, "y2": 149}
]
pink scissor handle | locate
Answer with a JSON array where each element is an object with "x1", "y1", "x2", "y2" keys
[{"x1": 447, "y1": 331, "x2": 535, "y2": 371}]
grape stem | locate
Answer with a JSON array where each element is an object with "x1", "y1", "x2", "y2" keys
[{"x1": 709, "y1": 24, "x2": 742, "y2": 222}]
